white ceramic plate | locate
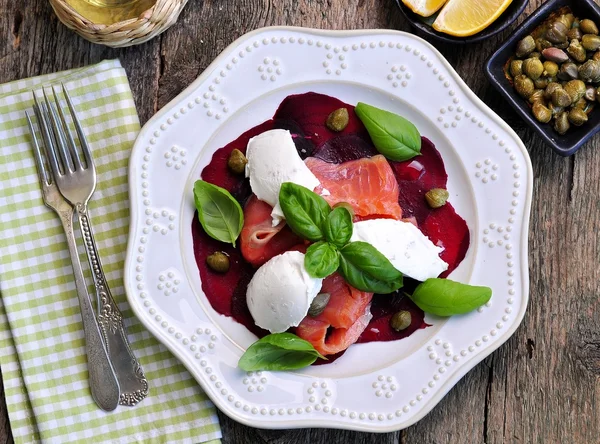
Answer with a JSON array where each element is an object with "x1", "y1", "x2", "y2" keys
[{"x1": 124, "y1": 27, "x2": 532, "y2": 432}]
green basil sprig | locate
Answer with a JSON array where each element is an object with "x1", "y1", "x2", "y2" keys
[
  {"x1": 193, "y1": 180, "x2": 243, "y2": 247},
  {"x1": 279, "y1": 182, "x2": 331, "y2": 241},
  {"x1": 324, "y1": 206, "x2": 353, "y2": 247},
  {"x1": 238, "y1": 332, "x2": 326, "y2": 371},
  {"x1": 410, "y1": 278, "x2": 493, "y2": 317},
  {"x1": 355, "y1": 102, "x2": 421, "y2": 161},
  {"x1": 338, "y1": 242, "x2": 404, "y2": 293},
  {"x1": 305, "y1": 241, "x2": 340, "y2": 278}
]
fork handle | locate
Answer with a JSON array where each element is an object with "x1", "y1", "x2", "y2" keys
[
  {"x1": 76, "y1": 204, "x2": 149, "y2": 406},
  {"x1": 58, "y1": 207, "x2": 121, "y2": 411}
]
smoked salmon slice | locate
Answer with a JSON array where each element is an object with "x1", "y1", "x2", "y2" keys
[
  {"x1": 306, "y1": 154, "x2": 403, "y2": 220},
  {"x1": 240, "y1": 195, "x2": 302, "y2": 267},
  {"x1": 296, "y1": 273, "x2": 373, "y2": 355}
]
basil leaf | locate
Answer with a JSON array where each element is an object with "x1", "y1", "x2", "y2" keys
[
  {"x1": 411, "y1": 278, "x2": 493, "y2": 317},
  {"x1": 238, "y1": 332, "x2": 326, "y2": 371},
  {"x1": 279, "y1": 182, "x2": 331, "y2": 241},
  {"x1": 324, "y1": 206, "x2": 353, "y2": 248},
  {"x1": 193, "y1": 180, "x2": 243, "y2": 247},
  {"x1": 338, "y1": 241, "x2": 403, "y2": 293},
  {"x1": 355, "y1": 102, "x2": 421, "y2": 161},
  {"x1": 305, "y1": 241, "x2": 339, "y2": 278}
]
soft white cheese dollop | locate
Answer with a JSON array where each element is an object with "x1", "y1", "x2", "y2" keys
[
  {"x1": 245, "y1": 129, "x2": 321, "y2": 226},
  {"x1": 246, "y1": 251, "x2": 323, "y2": 333},
  {"x1": 350, "y1": 219, "x2": 448, "y2": 281}
]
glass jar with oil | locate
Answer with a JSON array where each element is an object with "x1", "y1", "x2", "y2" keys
[{"x1": 64, "y1": 0, "x2": 157, "y2": 25}]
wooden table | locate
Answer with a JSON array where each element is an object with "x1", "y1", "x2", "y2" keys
[{"x1": 1, "y1": 1, "x2": 599, "y2": 442}]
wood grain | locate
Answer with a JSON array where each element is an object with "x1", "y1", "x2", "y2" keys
[{"x1": 0, "y1": 0, "x2": 599, "y2": 443}]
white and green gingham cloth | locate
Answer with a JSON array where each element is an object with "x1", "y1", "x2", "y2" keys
[{"x1": 0, "y1": 60, "x2": 221, "y2": 444}]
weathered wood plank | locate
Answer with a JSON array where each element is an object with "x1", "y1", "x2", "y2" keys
[{"x1": 1, "y1": 0, "x2": 599, "y2": 443}]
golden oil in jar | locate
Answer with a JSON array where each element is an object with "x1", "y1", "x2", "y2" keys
[{"x1": 64, "y1": 0, "x2": 156, "y2": 25}]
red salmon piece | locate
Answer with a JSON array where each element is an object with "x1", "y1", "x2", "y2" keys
[
  {"x1": 306, "y1": 155, "x2": 403, "y2": 220},
  {"x1": 295, "y1": 274, "x2": 373, "y2": 355},
  {"x1": 240, "y1": 195, "x2": 302, "y2": 267}
]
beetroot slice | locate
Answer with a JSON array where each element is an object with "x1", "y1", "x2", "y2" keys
[{"x1": 192, "y1": 92, "x2": 471, "y2": 361}]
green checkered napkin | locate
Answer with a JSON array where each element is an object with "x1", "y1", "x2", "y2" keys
[{"x1": 0, "y1": 60, "x2": 221, "y2": 444}]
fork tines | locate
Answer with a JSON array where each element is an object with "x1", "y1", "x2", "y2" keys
[{"x1": 31, "y1": 85, "x2": 92, "y2": 179}]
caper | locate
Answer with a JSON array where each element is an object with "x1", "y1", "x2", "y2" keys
[
  {"x1": 542, "y1": 61, "x2": 559, "y2": 78},
  {"x1": 514, "y1": 75, "x2": 535, "y2": 98},
  {"x1": 554, "y1": 112, "x2": 570, "y2": 135},
  {"x1": 535, "y1": 37, "x2": 552, "y2": 52},
  {"x1": 308, "y1": 293, "x2": 331, "y2": 317},
  {"x1": 551, "y1": 88, "x2": 572, "y2": 107},
  {"x1": 425, "y1": 188, "x2": 449, "y2": 208},
  {"x1": 227, "y1": 149, "x2": 248, "y2": 174},
  {"x1": 582, "y1": 34, "x2": 600, "y2": 51},
  {"x1": 206, "y1": 251, "x2": 230, "y2": 273},
  {"x1": 567, "y1": 27, "x2": 583, "y2": 41},
  {"x1": 558, "y1": 62, "x2": 579, "y2": 80},
  {"x1": 580, "y1": 19, "x2": 599, "y2": 35},
  {"x1": 567, "y1": 39, "x2": 587, "y2": 63},
  {"x1": 326, "y1": 108, "x2": 349, "y2": 132},
  {"x1": 585, "y1": 85, "x2": 597, "y2": 101},
  {"x1": 546, "y1": 21, "x2": 569, "y2": 44},
  {"x1": 579, "y1": 59, "x2": 600, "y2": 83},
  {"x1": 515, "y1": 35, "x2": 536, "y2": 58},
  {"x1": 390, "y1": 310, "x2": 412, "y2": 332},
  {"x1": 528, "y1": 89, "x2": 545, "y2": 104},
  {"x1": 558, "y1": 13, "x2": 575, "y2": 30},
  {"x1": 545, "y1": 82, "x2": 562, "y2": 100},
  {"x1": 541, "y1": 47, "x2": 569, "y2": 63},
  {"x1": 523, "y1": 58, "x2": 544, "y2": 80},
  {"x1": 534, "y1": 77, "x2": 551, "y2": 89},
  {"x1": 509, "y1": 59, "x2": 523, "y2": 77},
  {"x1": 574, "y1": 97, "x2": 588, "y2": 110},
  {"x1": 568, "y1": 108, "x2": 588, "y2": 126},
  {"x1": 593, "y1": 51, "x2": 600, "y2": 62},
  {"x1": 532, "y1": 102, "x2": 552, "y2": 123},
  {"x1": 529, "y1": 51, "x2": 542, "y2": 59},
  {"x1": 564, "y1": 79, "x2": 586, "y2": 104},
  {"x1": 548, "y1": 103, "x2": 564, "y2": 116}
]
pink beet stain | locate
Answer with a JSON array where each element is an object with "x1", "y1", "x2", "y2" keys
[{"x1": 191, "y1": 92, "x2": 470, "y2": 357}]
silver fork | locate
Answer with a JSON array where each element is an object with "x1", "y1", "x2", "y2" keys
[
  {"x1": 31, "y1": 85, "x2": 149, "y2": 407},
  {"x1": 26, "y1": 101, "x2": 120, "y2": 412}
]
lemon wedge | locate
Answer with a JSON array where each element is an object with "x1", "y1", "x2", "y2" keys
[
  {"x1": 432, "y1": 0, "x2": 513, "y2": 37},
  {"x1": 402, "y1": 0, "x2": 449, "y2": 17}
]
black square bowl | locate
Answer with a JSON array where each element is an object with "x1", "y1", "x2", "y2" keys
[{"x1": 485, "y1": 0, "x2": 600, "y2": 156}]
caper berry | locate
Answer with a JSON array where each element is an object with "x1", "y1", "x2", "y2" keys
[
  {"x1": 543, "y1": 61, "x2": 559, "y2": 78},
  {"x1": 545, "y1": 82, "x2": 562, "y2": 100},
  {"x1": 308, "y1": 293, "x2": 331, "y2": 317},
  {"x1": 532, "y1": 102, "x2": 552, "y2": 123},
  {"x1": 586, "y1": 85, "x2": 596, "y2": 101},
  {"x1": 580, "y1": 19, "x2": 599, "y2": 35},
  {"x1": 579, "y1": 59, "x2": 600, "y2": 83},
  {"x1": 546, "y1": 21, "x2": 569, "y2": 44},
  {"x1": 541, "y1": 47, "x2": 569, "y2": 63},
  {"x1": 509, "y1": 59, "x2": 523, "y2": 78},
  {"x1": 551, "y1": 88, "x2": 572, "y2": 107},
  {"x1": 573, "y1": 97, "x2": 588, "y2": 111},
  {"x1": 568, "y1": 108, "x2": 588, "y2": 126},
  {"x1": 514, "y1": 75, "x2": 535, "y2": 99},
  {"x1": 425, "y1": 188, "x2": 449, "y2": 209},
  {"x1": 567, "y1": 39, "x2": 587, "y2": 63},
  {"x1": 564, "y1": 80, "x2": 586, "y2": 104},
  {"x1": 390, "y1": 310, "x2": 412, "y2": 332},
  {"x1": 567, "y1": 27, "x2": 583, "y2": 41},
  {"x1": 528, "y1": 89, "x2": 545, "y2": 105},
  {"x1": 558, "y1": 62, "x2": 579, "y2": 81},
  {"x1": 535, "y1": 37, "x2": 553, "y2": 52},
  {"x1": 554, "y1": 112, "x2": 570, "y2": 135},
  {"x1": 548, "y1": 103, "x2": 564, "y2": 116},
  {"x1": 534, "y1": 77, "x2": 550, "y2": 89},
  {"x1": 227, "y1": 149, "x2": 248, "y2": 175},
  {"x1": 582, "y1": 34, "x2": 600, "y2": 51},
  {"x1": 206, "y1": 251, "x2": 230, "y2": 273},
  {"x1": 515, "y1": 35, "x2": 536, "y2": 58},
  {"x1": 326, "y1": 108, "x2": 349, "y2": 132}
]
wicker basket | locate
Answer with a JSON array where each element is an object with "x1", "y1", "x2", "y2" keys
[{"x1": 49, "y1": 0, "x2": 189, "y2": 48}]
